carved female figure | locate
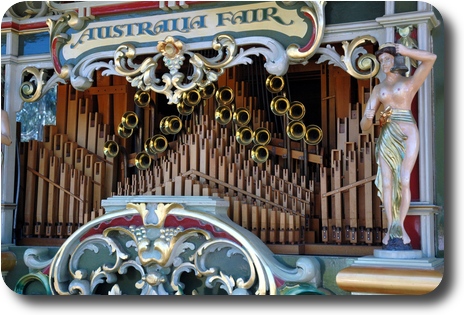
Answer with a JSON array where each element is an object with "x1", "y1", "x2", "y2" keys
[{"x1": 360, "y1": 43, "x2": 436, "y2": 247}]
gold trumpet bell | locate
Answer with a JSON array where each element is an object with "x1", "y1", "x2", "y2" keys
[
  {"x1": 182, "y1": 89, "x2": 202, "y2": 107},
  {"x1": 135, "y1": 152, "x2": 152, "y2": 170},
  {"x1": 144, "y1": 138, "x2": 157, "y2": 155},
  {"x1": 270, "y1": 95, "x2": 290, "y2": 116},
  {"x1": 235, "y1": 126, "x2": 254, "y2": 146},
  {"x1": 287, "y1": 120, "x2": 306, "y2": 141},
  {"x1": 304, "y1": 125, "x2": 323, "y2": 145},
  {"x1": 215, "y1": 86, "x2": 235, "y2": 106},
  {"x1": 117, "y1": 122, "x2": 133, "y2": 139},
  {"x1": 163, "y1": 116, "x2": 183, "y2": 135},
  {"x1": 150, "y1": 134, "x2": 168, "y2": 154},
  {"x1": 252, "y1": 127, "x2": 271, "y2": 146},
  {"x1": 103, "y1": 140, "x2": 119, "y2": 158},
  {"x1": 265, "y1": 75, "x2": 285, "y2": 93},
  {"x1": 121, "y1": 111, "x2": 138, "y2": 129},
  {"x1": 177, "y1": 101, "x2": 194, "y2": 116},
  {"x1": 199, "y1": 83, "x2": 216, "y2": 99},
  {"x1": 287, "y1": 101, "x2": 306, "y2": 121},
  {"x1": 134, "y1": 90, "x2": 151, "y2": 108},
  {"x1": 215, "y1": 105, "x2": 232, "y2": 125},
  {"x1": 233, "y1": 107, "x2": 251, "y2": 126},
  {"x1": 251, "y1": 144, "x2": 269, "y2": 164}
]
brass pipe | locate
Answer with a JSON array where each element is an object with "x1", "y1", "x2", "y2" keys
[
  {"x1": 177, "y1": 101, "x2": 194, "y2": 116},
  {"x1": 214, "y1": 105, "x2": 232, "y2": 125},
  {"x1": 286, "y1": 120, "x2": 306, "y2": 141},
  {"x1": 149, "y1": 134, "x2": 168, "y2": 154},
  {"x1": 252, "y1": 127, "x2": 271, "y2": 146},
  {"x1": 287, "y1": 101, "x2": 306, "y2": 121},
  {"x1": 162, "y1": 115, "x2": 183, "y2": 135},
  {"x1": 233, "y1": 107, "x2": 251, "y2": 127},
  {"x1": 182, "y1": 89, "x2": 202, "y2": 107},
  {"x1": 265, "y1": 75, "x2": 285, "y2": 93},
  {"x1": 251, "y1": 144, "x2": 269, "y2": 164},
  {"x1": 235, "y1": 126, "x2": 254, "y2": 146},
  {"x1": 117, "y1": 122, "x2": 133, "y2": 139},
  {"x1": 215, "y1": 86, "x2": 235, "y2": 106},
  {"x1": 135, "y1": 151, "x2": 152, "y2": 170},
  {"x1": 134, "y1": 90, "x2": 151, "y2": 108},
  {"x1": 304, "y1": 124, "x2": 323, "y2": 145},
  {"x1": 121, "y1": 111, "x2": 138, "y2": 129},
  {"x1": 270, "y1": 95, "x2": 290, "y2": 116},
  {"x1": 103, "y1": 140, "x2": 119, "y2": 158},
  {"x1": 199, "y1": 83, "x2": 216, "y2": 99}
]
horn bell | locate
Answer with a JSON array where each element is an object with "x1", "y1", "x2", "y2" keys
[
  {"x1": 135, "y1": 151, "x2": 152, "y2": 170},
  {"x1": 270, "y1": 95, "x2": 290, "y2": 116},
  {"x1": 235, "y1": 126, "x2": 254, "y2": 146},
  {"x1": 117, "y1": 122, "x2": 133, "y2": 139},
  {"x1": 199, "y1": 83, "x2": 216, "y2": 99},
  {"x1": 163, "y1": 116, "x2": 183, "y2": 135},
  {"x1": 287, "y1": 101, "x2": 306, "y2": 121},
  {"x1": 304, "y1": 125, "x2": 323, "y2": 145},
  {"x1": 251, "y1": 144, "x2": 269, "y2": 164},
  {"x1": 233, "y1": 107, "x2": 251, "y2": 126},
  {"x1": 215, "y1": 105, "x2": 232, "y2": 125},
  {"x1": 134, "y1": 90, "x2": 151, "y2": 108},
  {"x1": 149, "y1": 134, "x2": 168, "y2": 154},
  {"x1": 286, "y1": 120, "x2": 306, "y2": 141},
  {"x1": 215, "y1": 86, "x2": 235, "y2": 106},
  {"x1": 177, "y1": 101, "x2": 194, "y2": 116},
  {"x1": 253, "y1": 127, "x2": 271, "y2": 146},
  {"x1": 265, "y1": 75, "x2": 285, "y2": 93},
  {"x1": 121, "y1": 111, "x2": 138, "y2": 129},
  {"x1": 103, "y1": 140, "x2": 119, "y2": 158},
  {"x1": 182, "y1": 89, "x2": 202, "y2": 107}
]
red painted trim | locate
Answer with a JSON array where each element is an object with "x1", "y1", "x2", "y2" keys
[{"x1": 298, "y1": 11, "x2": 316, "y2": 53}]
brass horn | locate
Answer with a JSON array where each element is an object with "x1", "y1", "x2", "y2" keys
[
  {"x1": 177, "y1": 101, "x2": 194, "y2": 116},
  {"x1": 214, "y1": 105, "x2": 232, "y2": 125},
  {"x1": 103, "y1": 140, "x2": 119, "y2": 158},
  {"x1": 162, "y1": 115, "x2": 183, "y2": 135},
  {"x1": 252, "y1": 127, "x2": 271, "y2": 146},
  {"x1": 121, "y1": 111, "x2": 138, "y2": 129},
  {"x1": 135, "y1": 151, "x2": 152, "y2": 170},
  {"x1": 265, "y1": 75, "x2": 285, "y2": 93},
  {"x1": 286, "y1": 120, "x2": 306, "y2": 141},
  {"x1": 215, "y1": 86, "x2": 235, "y2": 106},
  {"x1": 150, "y1": 134, "x2": 168, "y2": 154},
  {"x1": 182, "y1": 89, "x2": 202, "y2": 107},
  {"x1": 251, "y1": 145, "x2": 269, "y2": 164},
  {"x1": 159, "y1": 117, "x2": 168, "y2": 135},
  {"x1": 270, "y1": 95, "x2": 290, "y2": 116},
  {"x1": 304, "y1": 125, "x2": 323, "y2": 145},
  {"x1": 199, "y1": 83, "x2": 216, "y2": 99},
  {"x1": 233, "y1": 107, "x2": 251, "y2": 126},
  {"x1": 287, "y1": 101, "x2": 306, "y2": 121},
  {"x1": 117, "y1": 122, "x2": 133, "y2": 139},
  {"x1": 235, "y1": 126, "x2": 254, "y2": 146},
  {"x1": 134, "y1": 90, "x2": 151, "y2": 108}
]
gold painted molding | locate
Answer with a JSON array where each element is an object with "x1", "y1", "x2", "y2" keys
[{"x1": 336, "y1": 265, "x2": 443, "y2": 295}]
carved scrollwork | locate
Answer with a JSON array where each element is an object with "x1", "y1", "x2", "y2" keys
[
  {"x1": 46, "y1": 197, "x2": 323, "y2": 295},
  {"x1": 114, "y1": 35, "x2": 237, "y2": 104},
  {"x1": 316, "y1": 35, "x2": 379, "y2": 80}
]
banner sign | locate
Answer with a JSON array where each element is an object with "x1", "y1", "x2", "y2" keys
[{"x1": 56, "y1": 1, "x2": 322, "y2": 65}]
